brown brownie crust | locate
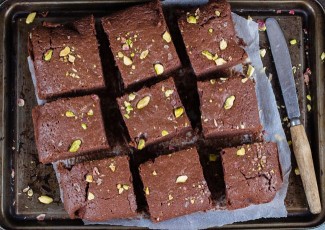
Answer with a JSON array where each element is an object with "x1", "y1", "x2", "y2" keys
[
  {"x1": 32, "y1": 95, "x2": 109, "y2": 163},
  {"x1": 29, "y1": 15, "x2": 105, "y2": 100},
  {"x1": 101, "y1": 0, "x2": 181, "y2": 89},
  {"x1": 139, "y1": 148, "x2": 212, "y2": 222},
  {"x1": 178, "y1": 0, "x2": 247, "y2": 77},
  {"x1": 221, "y1": 142, "x2": 283, "y2": 209},
  {"x1": 197, "y1": 74, "x2": 262, "y2": 140},
  {"x1": 58, "y1": 156, "x2": 137, "y2": 221},
  {"x1": 118, "y1": 77, "x2": 191, "y2": 150}
]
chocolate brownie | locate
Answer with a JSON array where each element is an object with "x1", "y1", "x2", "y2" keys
[
  {"x1": 117, "y1": 78, "x2": 191, "y2": 150},
  {"x1": 221, "y1": 142, "x2": 283, "y2": 209},
  {"x1": 32, "y1": 95, "x2": 109, "y2": 164},
  {"x1": 197, "y1": 74, "x2": 262, "y2": 140},
  {"x1": 58, "y1": 156, "x2": 137, "y2": 221},
  {"x1": 29, "y1": 15, "x2": 105, "y2": 100},
  {"x1": 178, "y1": 0, "x2": 247, "y2": 77},
  {"x1": 101, "y1": 0, "x2": 181, "y2": 89},
  {"x1": 139, "y1": 148, "x2": 212, "y2": 222}
]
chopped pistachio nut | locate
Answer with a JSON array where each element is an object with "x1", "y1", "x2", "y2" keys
[
  {"x1": 137, "y1": 139, "x2": 145, "y2": 150},
  {"x1": 27, "y1": 189, "x2": 33, "y2": 197},
  {"x1": 260, "y1": 49, "x2": 266, "y2": 58},
  {"x1": 174, "y1": 107, "x2": 184, "y2": 118},
  {"x1": 161, "y1": 130, "x2": 169, "y2": 136},
  {"x1": 140, "y1": 50, "x2": 149, "y2": 60},
  {"x1": 154, "y1": 63, "x2": 164, "y2": 75},
  {"x1": 87, "y1": 109, "x2": 94, "y2": 116},
  {"x1": 236, "y1": 147, "x2": 245, "y2": 156},
  {"x1": 23, "y1": 186, "x2": 30, "y2": 193},
  {"x1": 86, "y1": 174, "x2": 93, "y2": 183},
  {"x1": 117, "y1": 184, "x2": 124, "y2": 194},
  {"x1": 65, "y1": 111, "x2": 75, "y2": 117},
  {"x1": 38, "y1": 195, "x2": 53, "y2": 204},
  {"x1": 176, "y1": 175, "x2": 188, "y2": 183},
  {"x1": 162, "y1": 31, "x2": 172, "y2": 43},
  {"x1": 187, "y1": 15, "x2": 197, "y2": 24},
  {"x1": 201, "y1": 50, "x2": 214, "y2": 60},
  {"x1": 145, "y1": 187, "x2": 150, "y2": 195},
  {"x1": 87, "y1": 192, "x2": 95, "y2": 200},
  {"x1": 321, "y1": 52, "x2": 325, "y2": 61},
  {"x1": 81, "y1": 123, "x2": 87, "y2": 130},
  {"x1": 168, "y1": 194, "x2": 173, "y2": 200},
  {"x1": 210, "y1": 79, "x2": 216, "y2": 84},
  {"x1": 152, "y1": 170, "x2": 157, "y2": 176},
  {"x1": 290, "y1": 39, "x2": 297, "y2": 45},
  {"x1": 224, "y1": 95, "x2": 235, "y2": 110},
  {"x1": 241, "y1": 77, "x2": 248, "y2": 83},
  {"x1": 215, "y1": 10, "x2": 221, "y2": 16},
  {"x1": 117, "y1": 52, "x2": 124, "y2": 58},
  {"x1": 123, "y1": 56, "x2": 133, "y2": 66},
  {"x1": 109, "y1": 163, "x2": 116, "y2": 172},
  {"x1": 68, "y1": 54, "x2": 75, "y2": 63},
  {"x1": 215, "y1": 58, "x2": 227, "y2": 66},
  {"x1": 68, "y1": 139, "x2": 82, "y2": 153},
  {"x1": 306, "y1": 95, "x2": 311, "y2": 101},
  {"x1": 59, "y1": 46, "x2": 71, "y2": 57},
  {"x1": 219, "y1": 39, "x2": 227, "y2": 50},
  {"x1": 43, "y1": 49, "x2": 53, "y2": 61},
  {"x1": 294, "y1": 168, "x2": 300, "y2": 175},
  {"x1": 164, "y1": 89, "x2": 174, "y2": 97},
  {"x1": 26, "y1": 12, "x2": 37, "y2": 24},
  {"x1": 307, "y1": 104, "x2": 311, "y2": 112},
  {"x1": 124, "y1": 114, "x2": 130, "y2": 119},
  {"x1": 209, "y1": 154, "x2": 217, "y2": 162},
  {"x1": 136, "y1": 96, "x2": 151, "y2": 109},
  {"x1": 247, "y1": 65, "x2": 255, "y2": 77},
  {"x1": 128, "y1": 93, "x2": 136, "y2": 101},
  {"x1": 247, "y1": 15, "x2": 253, "y2": 21}
]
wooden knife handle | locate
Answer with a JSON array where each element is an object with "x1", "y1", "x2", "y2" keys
[{"x1": 290, "y1": 124, "x2": 321, "y2": 214}]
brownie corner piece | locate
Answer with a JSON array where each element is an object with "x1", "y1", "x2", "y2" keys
[
  {"x1": 197, "y1": 74, "x2": 262, "y2": 141},
  {"x1": 101, "y1": 0, "x2": 181, "y2": 89},
  {"x1": 29, "y1": 15, "x2": 105, "y2": 100},
  {"x1": 221, "y1": 142, "x2": 283, "y2": 210},
  {"x1": 117, "y1": 78, "x2": 192, "y2": 150},
  {"x1": 178, "y1": 0, "x2": 247, "y2": 77},
  {"x1": 139, "y1": 148, "x2": 212, "y2": 222},
  {"x1": 58, "y1": 155, "x2": 137, "y2": 221},
  {"x1": 32, "y1": 95, "x2": 109, "y2": 164}
]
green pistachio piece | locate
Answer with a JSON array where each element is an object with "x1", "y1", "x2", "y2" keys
[
  {"x1": 26, "y1": 12, "x2": 36, "y2": 24},
  {"x1": 174, "y1": 107, "x2": 184, "y2": 118},
  {"x1": 81, "y1": 123, "x2": 87, "y2": 130},
  {"x1": 215, "y1": 58, "x2": 227, "y2": 66},
  {"x1": 65, "y1": 111, "x2": 75, "y2": 117},
  {"x1": 124, "y1": 114, "x2": 130, "y2": 119},
  {"x1": 187, "y1": 15, "x2": 197, "y2": 24},
  {"x1": 208, "y1": 28, "x2": 213, "y2": 33},
  {"x1": 86, "y1": 174, "x2": 93, "y2": 182},
  {"x1": 38, "y1": 195, "x2": 53, "y2": 204},
  {"x1": 209, "y1": 154, "x2": 217, "y2": 162},
  {"x1": 87, "y1": 109, "x2": 94, "y2": 116},
  {"x1": 117, "y1": 52, "x2": 124, "y2": 58},
  {"x1": 290, "y1": 39, "x2": 297, "y2": 45},
  {"x1": 59, "y1": 46, "x2": 71, "y2": 57},
  {"x1": 215, "y1": 10, "x2": 221, "y2": 16},
  {"x1": 123, "y1": 56, "x2": 133, "y2": 66},
  {"x1": 43, "y1": 49, "x2": 53, "y2": 61},
  {"x1": 136, "y1": 96, "x2": 151, "y2": 109},
  {"x1": 162, "y1": 31, "x2": 172, "y2": 43},
  {"x1": 154, "y1": 63, "x2": 164, "y2": 75},
  {"x1": 201, "y1": 50, "x2": 214, "y2": 60},
  {"x1": 69, "y1": 139, "x2": 82, "y2": 153},
  {"x1": 236, "y1": 147, "x2": 245, "y2": 156},
  {"x1": 247, "y1": 65, "x2": 255, "y2": 77},
  {"x1": 161, "y1": 130, "x2": 169, "y2": 136},
  {"x1": 128, "y1": 93, "x2": 136, "y2": 101},
  {"x1": 68, "y1": 54, "x2": 75, "y2": 63},
  {"x1": 140, "y1": 50, "x2": 149, "y2": 60},
  {"x1": 224, "y1": 95, "x2": 235, "y2": 110},
  {"x1": 176, "y1": 175, "x2": 188, "y2": 183},
  {"x1": 87, "y1": 192, "x2": 95, "y2": 200},
  {"x1": 164, "y1": 89, "x2": 174, "y2": 97},
  {"x1": 137, "y1": 139, "x2": 145, "y2": 150},
  {"x1": 219, "y1": 39, "x2": 227, "y2": 50},
  {"x1": 260, "y1": 49, "x2": 266, "y2": 58}
]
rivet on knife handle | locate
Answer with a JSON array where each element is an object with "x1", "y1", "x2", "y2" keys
[{"x1": 265, "y1": 18, "x2": 321, "y2": 214}]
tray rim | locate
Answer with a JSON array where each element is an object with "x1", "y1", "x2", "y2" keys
[{"x1": 0, "y1": 0, "x2": 324, "y2": 229}]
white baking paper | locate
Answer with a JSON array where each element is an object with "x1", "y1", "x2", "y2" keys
[{"x1": 29, "y1": 7, "x2": 291, "y2": 229}]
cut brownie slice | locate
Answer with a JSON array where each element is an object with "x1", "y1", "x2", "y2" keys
[
  {"x1": 197, "y1": 74, "x2": 262, "y2": 140},
  {"x1": 28, "y1": 15, "x2": 105, "y2": 100},
  {"x1": 58, "y1": 156, "x2": 137, "y2": 221},
  {"x1": 101, "y1": 0, "x2": 181, "y2": 89},
  {"x1": 117, "y1": 78, "x2": 191, "y2": 150},
  {"x1": 178, "y1": 0, "x2": 247, "y2": 77},
  {"x1": 32, "y1": 95, "x2": 109, "y2": 164},
  {"x1": 221, "y1": 142, "x2": 283, "y2": 209},
  {"x1": 139, "y1": 148, "x2": 212, "y2": 222}
]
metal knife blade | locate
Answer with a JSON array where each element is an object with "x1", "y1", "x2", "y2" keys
[{"x1": 265, "y1": 18, "x2": 300, "y2": 121}]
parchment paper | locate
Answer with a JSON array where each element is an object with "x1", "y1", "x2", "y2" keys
[{"x1": 28, "y1": 9, "x2": 291, "y2": 229}]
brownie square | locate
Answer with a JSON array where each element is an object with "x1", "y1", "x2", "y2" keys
[
  {"x1": 32, "y1": 95, "x2": 109, "y2": 164},
  {"x1": 178, "y1": 0, "x2": 247, "y2": 77},
  {"x1": 58, "y1": 156, "x2": 137, "y2": 221},
  {"x1": 29, "y1": 15, "x2": 105, "y2": 100},
  {"x1": 139, "y1": 148, "x2": 212, "y2": 222},
  {"x1": 117, "y1": 78, "x2": 191, "y2": 150},
  {"x1": 101, "y1": 0, "x2": 181, "y2": 89},
  {"x1": 197, "y1": 74, "x2": 262, "y2": 140},
  {"x1": 221, "y1": 142, "x2": 283, "y2": 209}
]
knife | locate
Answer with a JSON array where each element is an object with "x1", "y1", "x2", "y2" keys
[{"x1": 265, "y1": 18, "x2": 321, "y2": 214}]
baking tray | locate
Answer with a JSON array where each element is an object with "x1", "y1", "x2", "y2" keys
[{"x1": 0, "y1": 0, "x2": 324, "y2": 228}]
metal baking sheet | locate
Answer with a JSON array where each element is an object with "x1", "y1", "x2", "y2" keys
[{"x1": 0, "y1": 0, "x2": 324, "y2": 228}]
